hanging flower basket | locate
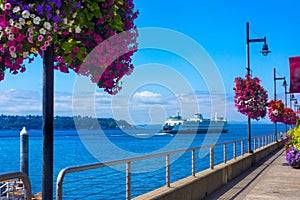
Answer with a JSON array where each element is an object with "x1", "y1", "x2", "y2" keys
[
  {"x1": 283, "y1": 108, "x2": 298, "y2": 125},
  {"x1": 267, "y1": 99, "x2": 284, "y2": 123},
  {"x1": 233, "y1": 75, "x2": 268, "y2": 120},
  {"x1": 0, "y1": 0, "x2": 139, "y2": 94}
]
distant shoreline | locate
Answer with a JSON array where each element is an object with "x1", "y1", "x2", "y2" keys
[{"x1": 0, "y1": 115, "x2": 134, "y2": 130}]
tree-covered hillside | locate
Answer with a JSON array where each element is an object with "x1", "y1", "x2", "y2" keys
[{"x1": 0, "y1": 115, "x2": 134, "y2": 130}]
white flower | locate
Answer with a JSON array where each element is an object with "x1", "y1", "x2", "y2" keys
[
  {"x1": 10, "y1": 52, "x2": 17, "y2": 58},
  {"x1": 75, "y1": 26, "x2": 81, "y2": 33},
  {"x1": 30, "y1": 14, "x2": 35, "y2": 18},
  {"x1": 0, "y1": 4, "x2": 4, "y2": 11},
  {"x1": 14, "y1": 23, "x2": 22, "y2": 29},
  {"x1": 22, "y1": 10, "x2": 30, "y2": 19},
  {"x1": 39, "y1": 28, "x2": 46, "y2": 35},
  {"x1": 68, "y1": 20, "x2": 74, "y2": 26},
  {"x1": 33, "y1": 16, "x2": 41, "y2": 25},
  {"x1": 8, "y1": 34, "x2": 14, "y2": 40},
  {"x1": 56, "y1": 10, "x2": 60, "y2": 15},
  {"x1": 13, "y1": 6, "x2": 20, "y2": 13},
  {"x1": 63, "y1": 18, "x2": 68, "y2": 25},
  {"x1": 9, "y1": 19, "x2": 14, "y2": 26},
  {"x1": 5, "y1": 27, "x2": 11, "y2": 34},
  {"x1": 19, "y1": 18, "x2": 25, "y2": 25},
  {"x1": 72, "y1": 12, "x2": 77, "y2": 18},
  {"x1": 43, "y1": 22, "x2": 51, "y2": 30},
  {"x1": 23, "y1": 52, "x2": 29, "y2": 58}
]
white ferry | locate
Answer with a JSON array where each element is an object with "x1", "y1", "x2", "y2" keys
[{"x1": 162, "y1": 113, "x2": 228, "y2": 134}]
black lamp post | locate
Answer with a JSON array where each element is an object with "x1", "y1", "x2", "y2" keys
[
  {"x1": 282, "y1": 79, "x2": 288, "y2": 132},
  {"x1": 273, "y1": 68, "x2": 285, "y2": 141},
  {"x1": 246, "y1": 22, "x2": 271, "y2": 153}
]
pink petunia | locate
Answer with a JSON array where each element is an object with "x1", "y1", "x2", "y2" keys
[
  {"x1": 6, "y1": 40, "x2": 15, "y2": 47},
  {"x1": 4, "y1": 3, "x2": 11, "y2": 10},
  {"x1": 28, "y1": 37, "x2": 33, "y2": 43},
  {"x1": 9, "y1": 46, "x2": 16, "y2": 53},
  {"x1": 16, "y1": 57, "x2": 23, "y2": 65},
  {"x1": 73, "y1": 47, "x2": 79, "y2": 53},
  {"x1": 11, "y1": 27, "x2": 19, "y2": 34},
  {"x1": 16, "y1": 43, "x2": 22, "y2": 51},
  {"x1": 40, "y1": 46, "x2": 47, "y2": 51},
  {"x1": 38, "y1": 35, "x2": 44, "y2": 42}
]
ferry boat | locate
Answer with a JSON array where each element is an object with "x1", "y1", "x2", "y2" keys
[{"x1": 162, "y1": 113, "x2": 228, "y2": 134}]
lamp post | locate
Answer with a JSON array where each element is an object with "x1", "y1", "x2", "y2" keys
[
  {"x1": 282, "y1": 79, "x2": 288, "y2": 132},
  {"x1": 273, "y1": 68, "x2": 285, "y2": 141},
  {"x1": 246, "y1": 22, "x2": 270, "y2": 153}
]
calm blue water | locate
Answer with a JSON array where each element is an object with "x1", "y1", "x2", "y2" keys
[{"x1": 0, "y1": 123, "x2": 286, "y2": 199}]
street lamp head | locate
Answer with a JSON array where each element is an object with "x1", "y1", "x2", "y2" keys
[
  {"x1": 282, "y1": 79, "x2": 287, "y2": 87},
  {"x1": 260, "y1": 42, "x2": 271, "y2": 56}
]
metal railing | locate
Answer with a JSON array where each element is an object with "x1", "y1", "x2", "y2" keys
[
  {"x1": 0, "y1": 172, "x2": 32, "y2": 200},
  {"x1": 56, "y1": 133, "x2": 279, "y2": 200}
]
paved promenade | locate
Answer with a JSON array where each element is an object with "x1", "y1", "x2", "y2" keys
[{"x1": 204, "y1": 147, "x2": 300, "y2": 200}]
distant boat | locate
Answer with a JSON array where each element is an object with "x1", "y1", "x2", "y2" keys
[{"x1": 162, "y1": 112, "x2": 228, "y2": 134}]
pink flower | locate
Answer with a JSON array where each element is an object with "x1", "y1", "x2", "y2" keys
[
  {"x1": 73, "y1": 47, "x2": 79, "y2": 53},
  {"x1": 6, "y1": 40, "x2": 15, "y2": 47},
  {"x1": 11, "y1": 27, "x2": 19, "y2": 34},
  {"x1": 16, "y1": 43, "x2": 23, "y2": 51},
  {"x1": 16, "y1": 57, "x2": 23, "y2": 65},
  {"x1": 44, "y1": 41, "x2": 50, "y2": 47},
  {"x1": 40, "y1": 46, "x2": 47, "y2": 51},
  {"x1": 4, "y1": 3, "x2": 11, "y2": 10},
  {"x1": 16, "y1": 34, "x2": 25, "y2": 42},
  {"x1": 38, "y1": 35, "x2": 44, "y2": 41},
  {"x1": 9, "y1": 46, "x2": 16, "y2": 53},
  {"x1": 28, "y1": 37, "x2": 33, "y2": 43}
]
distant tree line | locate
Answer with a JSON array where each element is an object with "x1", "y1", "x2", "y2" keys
[{"x1": 0, "y1": 115, "x2": 134, "y2": 130}]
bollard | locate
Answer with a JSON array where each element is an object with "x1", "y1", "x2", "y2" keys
[{"x1": 20, "y1": 127, "x2": 29, "y2": 175}]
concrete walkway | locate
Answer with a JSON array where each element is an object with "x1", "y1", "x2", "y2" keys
[{"x1": 203, "y1": 148, "x2": 300, "y2": 200}]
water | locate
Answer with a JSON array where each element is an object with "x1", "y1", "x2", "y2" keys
[{"x1": 0, "y1": 123, "x2": 286, "y2": 199}]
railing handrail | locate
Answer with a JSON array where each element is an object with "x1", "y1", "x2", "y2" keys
[
  {"x1": 0, "y1": 171, "x2": 32, "y2": 200},
  {"x1": 56, "y1": 133, "x2": 279, "y2": 200}
]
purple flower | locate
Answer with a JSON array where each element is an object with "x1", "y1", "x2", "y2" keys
[
  {"x1": 76, "y1": 2, "x2": 81, "y2": 9},
  {"x1": 52, "y1": 15, "x2": 60, "y2": 22},
  {"x1": 36, "y1": 4, "x2": 44, "y2": 15},
  {"x1": 22, "y1": 5, "x2": 30, "y2": 11},
  {"x1": 46, "y1": 13, "x2": 52, "y2": 19},
  {"x1": 52, "y1": 0, "x2": 61, "y2": 8},
  {"x1": 45, "y1": 4, "x2": 52, "y2": 12}
]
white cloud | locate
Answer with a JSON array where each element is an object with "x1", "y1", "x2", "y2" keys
[{"x1": 132, "y1": 91, "x2": 163, "y2": 104}]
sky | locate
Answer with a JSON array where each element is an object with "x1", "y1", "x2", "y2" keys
[{"x1": 0, "y1": 0, "x2": 300, "y2": 125}]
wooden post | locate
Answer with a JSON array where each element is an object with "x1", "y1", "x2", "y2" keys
[
  {"x1": 20, "y1": 127, "x2": 29, "y2": 175},
  {"x1": 192, "y1": 149, "x2": 195, "y2": 176},
  {"x1": 126, "y1": 162, "x2": 131, "y2": 200},
  {"x1": 166, "y1": 154, "x2": 170, "y2": 187},
  {"x1": 42, "y1": 45, "x2": 54, "y2": 200},
  {"x1": 210, "y1": 147, "x2": 214, "y2": 169}
]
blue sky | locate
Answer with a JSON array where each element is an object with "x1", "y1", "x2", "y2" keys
[{"x1": 0, "y1": 0, "x2": 300, "y2": 124}]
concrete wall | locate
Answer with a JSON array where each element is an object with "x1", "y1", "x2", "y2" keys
[{"x1": 133, "y1": 140, "x2": 285, "y2": 200}]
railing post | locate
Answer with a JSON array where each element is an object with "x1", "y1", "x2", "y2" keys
[
  {"x1": 233, "y1": 142, "x2": 236, "y2": 159},
  {"x1": 192, "y1": 149, "x2": 195, "y2": 176},
  {"x1": 253, "y1": 137, "x2": 256, "y2": 151},
  {"x1": 20, "y1": 127, "x2": 29, "y2": 176},
  {"x1": 266, "y1": 134, "x2": 269, "y2": 145},
  {"x1": 166, "y1": 154, "x2": 170, "y2": 187},
  {"x1": 258, "y1": 136, "x2": 260, "y2": 148},
  {"x1": 223, "y1": 144, "x2": 227, "y2": 164},
  {"x1": 126, "y1": 162, "x2": 131, "y2": 200},
  {"x1": 210, "y1": 146, "x2": 214, "y2": 169},
  {"x1": 241, "y1": 140, "x2": 244, "y2": 156}
]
